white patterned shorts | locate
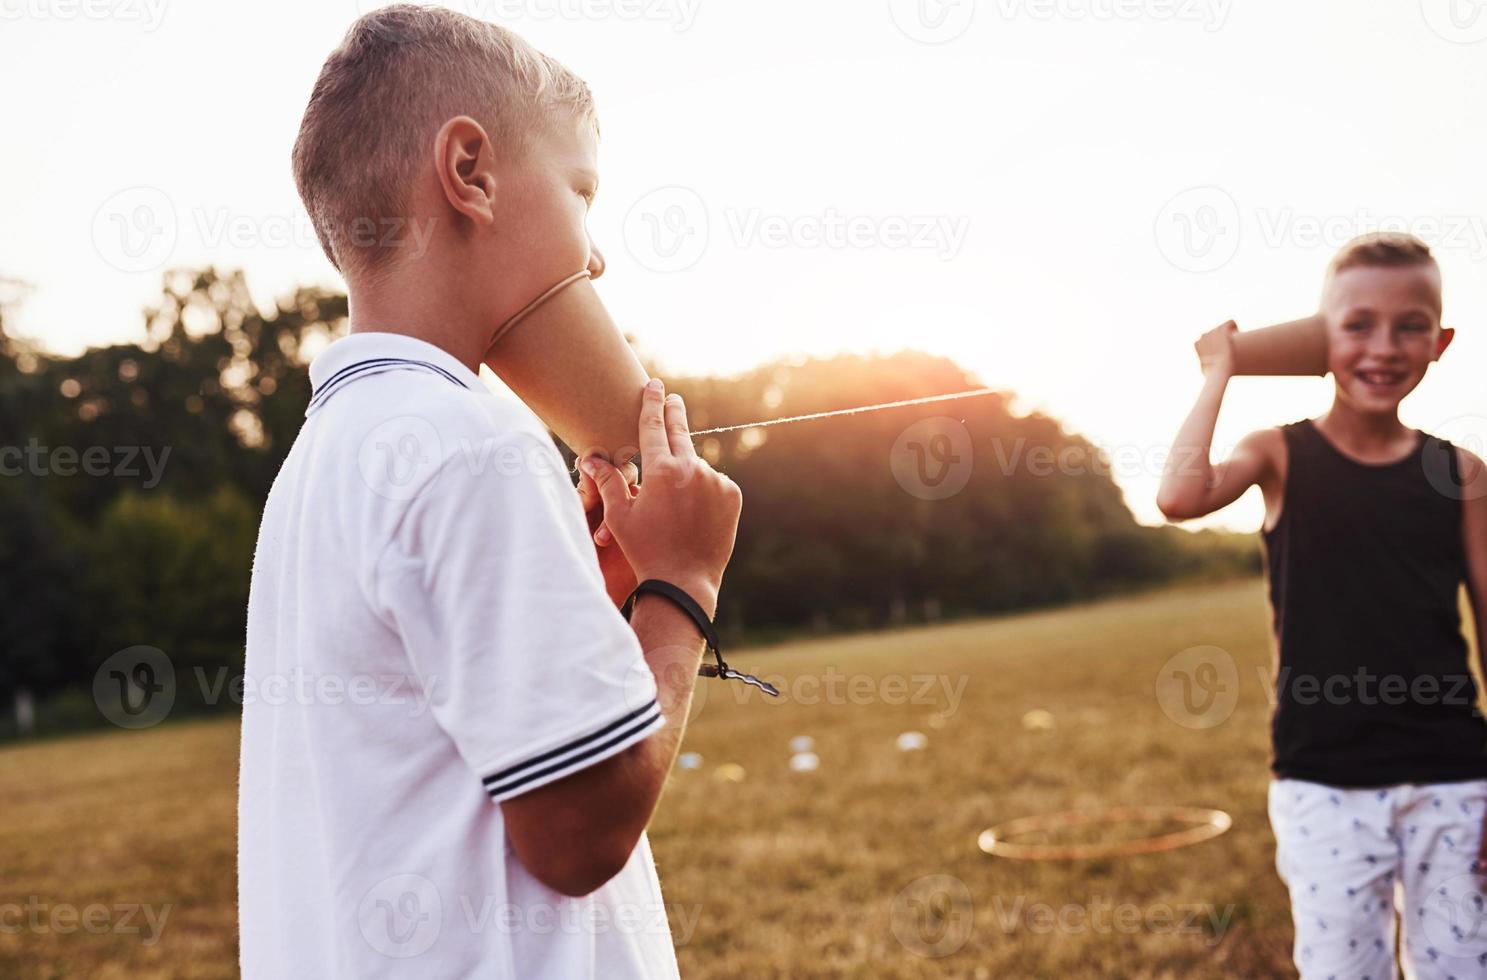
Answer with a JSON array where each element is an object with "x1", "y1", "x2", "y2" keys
[{"x1": 1269, "y1": 778, "x2": 1487, "y2": 979}]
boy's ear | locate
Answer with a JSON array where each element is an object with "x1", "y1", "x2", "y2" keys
[
  {"x1": 1435, "y1": 326, "x2": 1456, "y2": 362},
  {"x1": 433, "y1": 116, "x2": 497, "y2": 226}
]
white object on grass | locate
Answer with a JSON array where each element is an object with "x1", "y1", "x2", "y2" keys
[
  {"x1": 789, "y1": 752, "x2": 820, "y2": 772},
  {"x1": 896, "y1": 731, "x2": 928, "y2": 752}
]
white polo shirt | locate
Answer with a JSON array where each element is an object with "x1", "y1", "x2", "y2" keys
[{"x1": 238, "y1": 332, "x2": 679, "y2": 979}]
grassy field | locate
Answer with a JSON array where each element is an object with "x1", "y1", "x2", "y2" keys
[{"x1": 2, "y1": 578, "x2": 1307, "y2": 978}]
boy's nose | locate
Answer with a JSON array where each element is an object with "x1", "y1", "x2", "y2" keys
[
  {"x1": 587, "y1": 240, "x2": 606, "y2": 281},
  {"x1": 1368, "y1": 329, "x2": 1405, "y2": 359}
]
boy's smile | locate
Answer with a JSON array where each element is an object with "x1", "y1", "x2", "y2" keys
[{"x1": 1321, "y1": 263, "x2": 1452, "y2": 415}]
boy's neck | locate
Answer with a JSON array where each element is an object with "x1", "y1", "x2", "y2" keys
[
  {"x1": 1318, "y1": 398, "x2": 1409, "y2": 449},
  {"x1": 344, "y1": 261, "x2": 491, "y2": 373}
]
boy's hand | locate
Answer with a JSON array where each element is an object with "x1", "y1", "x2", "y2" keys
[
  {"x1": 577, "y1": 460, "x2": 638, "y2": 608},
  {"x1": 1475, "y1": 818, "x2": 1487, "y2": 877},
  {"x1": 1195, "y1": 320, "x2": 1238, "y2": 379},
  {"x1": 579, "y1": 378, "x2": 742, "y2": 619}
]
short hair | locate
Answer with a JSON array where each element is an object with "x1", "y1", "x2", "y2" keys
[
  {"x1": 293, "y1": 5, "x2": 597, "y2": 276},
  {"x1": 1327, "y1": 232, "x2": 1438, "y2": 279}
]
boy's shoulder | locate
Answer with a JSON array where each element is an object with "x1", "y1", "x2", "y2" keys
[{"x1": 334, "y1": 368, "x2": 555, "y2": 469}]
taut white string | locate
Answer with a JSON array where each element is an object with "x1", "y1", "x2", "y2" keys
[{"x1": 691, "y1": 387, "x2": 1000, "y2": 436}]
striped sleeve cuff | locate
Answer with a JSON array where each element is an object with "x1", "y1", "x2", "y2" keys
[{"x1": 482, "y1": 699, "x2": 665, "y2": 802}]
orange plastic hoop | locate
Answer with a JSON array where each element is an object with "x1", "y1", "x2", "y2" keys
[{"x1": 978, "y1": 805, "x2": 1232, "y2": 861}]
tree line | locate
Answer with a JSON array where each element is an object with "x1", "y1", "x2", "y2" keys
[{"x1": 0, "y1": 268, "x2": 1256, "y2": 738}]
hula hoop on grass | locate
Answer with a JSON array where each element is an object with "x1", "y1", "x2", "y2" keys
[{"x1": 978, "y1": 805, "x2": 1232, "y2": 861}]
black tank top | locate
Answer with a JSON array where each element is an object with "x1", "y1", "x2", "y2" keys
[{"x1": 1264, "y1": 418, "x2": 1487, "y2": 787}]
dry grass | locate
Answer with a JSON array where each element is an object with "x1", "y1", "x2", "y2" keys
[{"x1": 1, "y1": 578, "x2": 1300, "y2": 978}]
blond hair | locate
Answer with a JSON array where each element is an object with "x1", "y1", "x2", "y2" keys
[
  {"x1": 292, "y1": 5, "x2": 597, "y2": 276},
  {"x1": 1327, "y1": 232, "x2": 1438, "y2": 278}
]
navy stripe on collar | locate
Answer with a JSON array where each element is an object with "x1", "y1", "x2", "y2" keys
[{"x1": 306, "y1": 357, "x2": 469, "y2": 414}]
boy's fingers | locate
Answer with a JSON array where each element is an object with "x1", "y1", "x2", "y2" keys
[
  {"x1": 664, "y1": 393, "x2": 697, "y2": 457},
  {"x1": 579, "y1": 456, "x2": 632, "y2": 524},
  {"x1": 578, "y1": 460, "x2": 636, "y2": 508},
  {"x1": 577, "y1": 465, "x2": 600, "y2": 511},
  {"x1": 638, "y1": 378, "x2": 671, "y2": 470}
]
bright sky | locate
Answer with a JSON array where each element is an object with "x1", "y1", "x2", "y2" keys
[{"x1": 4, "y1": 0, "x2": 1486, "y2": 529}]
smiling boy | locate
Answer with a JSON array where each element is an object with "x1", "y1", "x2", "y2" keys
[
  {"x1": 1158, "y1": 233, "x2": 1487, "y2": 978},
  {"x1": 238, "y1": 7, "x2": 741, "y2": 978}
]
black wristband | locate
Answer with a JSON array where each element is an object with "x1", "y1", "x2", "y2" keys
[
  {"x1": 621, "y1": 579, "x2": 719, "y2": 652},
  {"x1": 621, "y1": 580, "x2": 779, "y2": 697}
]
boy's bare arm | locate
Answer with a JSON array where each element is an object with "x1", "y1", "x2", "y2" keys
[
  {"x1": 1454, "y1": 448, "x2": 1487, "y2": 874},
  {"x1": 1458, "y1": 449, "x2": 1487, "y2": 680},
  {"x1": 501, "y1": 379, "x2": 741, "y2": 897},
  {"x1": 1157, "y1": 320, "x2": 1277, "y2": 521},
  {"x1": 498, "y1": 597, "x2": 707, "y2": 896}
]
